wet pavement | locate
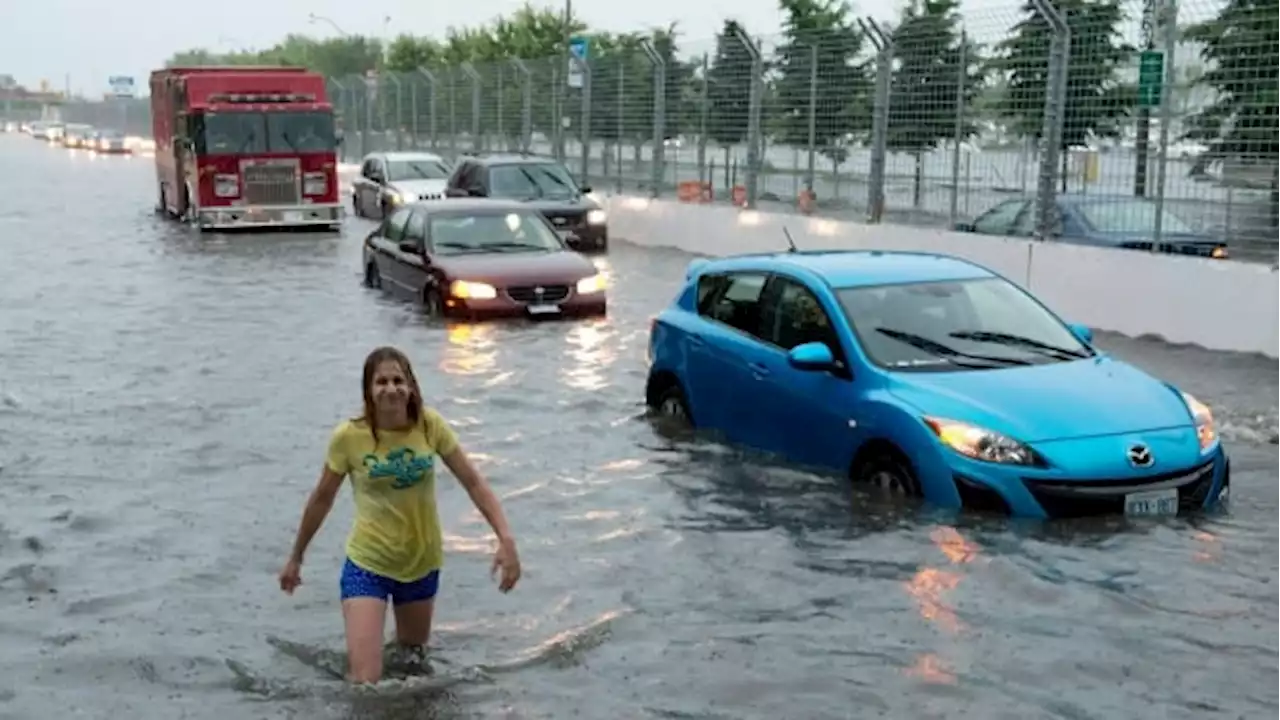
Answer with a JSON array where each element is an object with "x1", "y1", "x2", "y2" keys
[{"x1": 0, "y1": 134, "x2": 1276, "y2": 720}]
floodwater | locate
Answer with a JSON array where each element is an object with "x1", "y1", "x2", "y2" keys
[{"x1": 0, "y1": 134, "x2": 1276, "y2": 720}]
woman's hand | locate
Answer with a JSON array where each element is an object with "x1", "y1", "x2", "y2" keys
[
  {"x1": 279, "y1": 557, "x2": 303, "y2": 595},
  {"x1": 491, "y1": 537, "x2": 521, "y2": 593}
]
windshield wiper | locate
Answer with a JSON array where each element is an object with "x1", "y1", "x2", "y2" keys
[
  {"x1": 875, "y1": 327, "x2": 1032, "y2": 368},
  {"x1": 949, "y1": 330, "x2": 1090, "y2": 360},
  {"x1": 516, "y1": 167, "x2": 545, "y2": 198},
  {"x1": 485, "y1": 241, "x2": 549, "y2": 252},
  {"x1": 279, "y1": 131, "x2": 300, "y2": 153},
  {"x1": 434, "y1": 241, "x2": 489, "y2": 253}
]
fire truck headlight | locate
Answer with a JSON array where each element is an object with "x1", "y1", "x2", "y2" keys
[
  {"x1": 303, "y1": 172, "x2": 328, "y2": 196},
  {"x1": 213, "y1": 174, "x2": 240, "y2": 198}
]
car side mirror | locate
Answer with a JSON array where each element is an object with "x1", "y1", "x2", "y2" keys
[
  {"x1": 444, "y1": 187, "x2": 468, "y2": 198},
  {"x1": 787, "y1": 341, "x2": 836, "y2": 372},
  {"x1": 953, "y1": 221, "x2": 976, "y2": 233},
  {"x1": 398, "y1": 241, "x2": 419, "y2": 254},
  {"x1": 467, "y1": 187, "x2": 486, "y2": 197},
  {"x1": 579, "y1": 184, "x2": 593, "y2": 194},
  {"x1": 1067, "y1": 322, "x2": 1093, "y2": 344}
]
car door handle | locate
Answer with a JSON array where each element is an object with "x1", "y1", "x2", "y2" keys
[{"x1": 748, "y1": 362, "x2": 770, "y2": 379}]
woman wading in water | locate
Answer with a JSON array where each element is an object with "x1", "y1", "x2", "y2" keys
[{"x1": 279, "y1": 346, "x2": 521, "y2": 683}]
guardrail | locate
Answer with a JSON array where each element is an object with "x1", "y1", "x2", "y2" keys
[{"x1": 604, "y1": 195, "x2": 1280, "y2": 359}]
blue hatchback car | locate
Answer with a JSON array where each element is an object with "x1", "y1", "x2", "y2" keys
[{"x1": 644, "y1": 249, "x2": 1230, "y2": 519}]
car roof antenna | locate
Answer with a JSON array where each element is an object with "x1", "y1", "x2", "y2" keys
[{"x1": 782, "y1": 226, "x2": 798, "y2": 253}]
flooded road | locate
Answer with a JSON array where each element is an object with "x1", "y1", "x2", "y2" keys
[{"x1": 0, "y1": 134, "x2": 1276, "y2": 720}]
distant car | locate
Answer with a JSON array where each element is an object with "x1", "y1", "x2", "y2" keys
[
  {"x1": 644, "y1": 249, "x2": 1229, "y2": 519},
  {"x1": 361, "y1": 197, "x2": 607, "y2": 320},
  {"x1": 60, "y1": 124, "x2": 94, "y2": 148},
  {"x1": 954, "y1": 194, "x2": 1228, "y2": 259},
  {"x1": 351, "y1": 151, "x2": 453, "y2": 219},
  {"x1": 443, "y1": 152, "x2": 608, "y2": 253},
  {"x1": 91, "y1": 129, "x2": 130, "y2": 154}
]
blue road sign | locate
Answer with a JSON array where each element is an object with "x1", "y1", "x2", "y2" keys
[{"x1": 567, "y1": 36, "x2": 589, "y2": 88}]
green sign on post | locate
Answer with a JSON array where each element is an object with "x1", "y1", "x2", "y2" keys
[{"x1": 1138, "y1": 50, "x2": 1164, "y2": 108}]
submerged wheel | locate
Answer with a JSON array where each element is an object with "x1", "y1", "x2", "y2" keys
[
  {"x1": 422, "y1": 286, "x2": 444, "y2": 317},
  {"x1": 364, "y1": 262, "x2": 381, "y2": 289},
  {"x1": 654, "y1": 384, "x2": 693, "y2": 426},
  {"x1": 853, "y1": 449, "x2": 921, "y2": 497}
]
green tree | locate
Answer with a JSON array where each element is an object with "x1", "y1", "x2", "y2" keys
[
  {"x1": 886, "y1": 0, "x2": 985, "y2": 207},
  {"x1": 1183, "y1": 0, "x2": 1279, "y2": 228},
  {"x1": 705, "y1": 19, "x2": 755, "y2": 179},
  {"x1": 990, "y1": 0, "x2": 1134, "y2": 190},
  {"x1": 772, "y1": 0, "x2": 873, "y2": 181}
]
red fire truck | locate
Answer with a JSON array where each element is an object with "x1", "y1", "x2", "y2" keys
[{"x1": 150, "y1": 66, "x2": 343, "y2": 231}]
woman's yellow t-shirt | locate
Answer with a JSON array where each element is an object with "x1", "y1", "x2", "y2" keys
[{"x1": 325, "y1": 408, "x2": 460, "y2": 582}]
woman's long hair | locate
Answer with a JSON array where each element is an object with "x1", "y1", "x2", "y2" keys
[{"x1": 358, "y1": 346, "x2": 426, "y2": 445}]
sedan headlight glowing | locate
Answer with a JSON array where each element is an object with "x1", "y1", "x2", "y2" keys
[
  {"x1": 925, "y1": 416, "x2": 1041, "y2": 465},
  {"x1": 586, "y1": 209, "x2": 607, "y2": 225},
  {"x1": 1180, "y1": 391, "x2": 1218, "y2": 451},
  {"x1": 448, "y1": 280, "x2": 498, "y2": 300},
  {"x1": 576, "y1": 273, "x2": 606, "y2": 294}
]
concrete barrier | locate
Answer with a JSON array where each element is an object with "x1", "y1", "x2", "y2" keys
[{"x1": 605, "y1": 195, "x2": 1279, "y2": 359}]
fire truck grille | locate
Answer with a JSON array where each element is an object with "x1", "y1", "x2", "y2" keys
[{"x1": 242, "y1": 163, "x2": 300, "y2": 205}]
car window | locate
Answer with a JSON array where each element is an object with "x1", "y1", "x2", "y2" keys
[
  {"x1": 488, "y1": 163, "x2": 578, "y2": 200},
  {"x1": 765, "y1": 277, "x2": 841, "y2": 354},
  {"x1": 404, "y1": 211, "x2": 426, "y2": 246},
  {"x1": 838, "y1": 277, "x2": 1090, "y2": 371},
  {"x1": 1013, "y1": 200, "x2": 1065, "y2": 237},
  {"x1": 706, "y1": 273, "x2": 767, "y2": 338},
  {"x1": 386, "y1": 158, "x2": 450, "y2": 182},
  {"x1": 427, "y1": 211, "x2": 564, "y2": 254},
  {"x1": 973, "y1": 199, "x2": 1028, "y2": 235},
  {"x1": 1076, "y1": 199, "x2": 1196, "y2": 235},
  {"x1": 696, "y1": 275, "x2": 727, "y2": 315},
  {"x1": 383, "y1": 208, "x2": 412, "y2": 241}
]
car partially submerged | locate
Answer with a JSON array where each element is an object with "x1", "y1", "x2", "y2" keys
[
  {"x1": 362, "y1": 198, "x2": 606, "y2": 320},
  {"x1": 645, "y1": 248, "x2": 1229, "y2": 519}
]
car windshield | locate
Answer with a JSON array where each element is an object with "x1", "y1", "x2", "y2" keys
[
  {"x1": 429, "y1": 211, "x2": 565, "y2": 255},
  {"x1": 386, "y1": 158, "x2": 450, "y2": 181},
  {"x1": 837, "y1": 277, "x2": 1093, "y2": 372},
  {"x1": 489, "y1": 163, "x2": 579, "y2": 200},
  {"x1": 1076, "y1": 199, "x2": 1196, "y2": 235},
  {"x1": 193, "y1": 110, "x2": 335, "y2": 154}
]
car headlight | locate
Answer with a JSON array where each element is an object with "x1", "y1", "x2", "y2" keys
[
  {"x1": 1180, "y1": 391, "x2": 1217, "y2": 451},
  {"x1": 924, "y1": 416, "x2": 1042, "y2": 465},
  {"x1": 576, "y1": 273, "x2": 606, "y2": 294},
  {"x1": 586, "y1": 209, "x2": 607, "y2": 225},
  {"x1": 448, "y1": 280, "x2": 497, "y2": 300},
  {"x1": 303, "y1": 171, "x2": 328, "y2": 196}
]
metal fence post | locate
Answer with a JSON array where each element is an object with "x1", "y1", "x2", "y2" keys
[
  {"x1": 641, "y1": 40, "x2": 667, "y2": 197},
  {"x1": 574, "y1": 52, "x2": 592, "y2": 184},
  {"x1": 734, "y1": 27, "x2": 764, "y2": 207},
  {"x1": 508, "y1": 59, "x2": 532, "y2": 153},
  {"x1": 858, "y1": 18, "x2": 894, "y2": 223},
  {"x1": 461, "y1": 62, "x2": 482, "y2": 151},
  {"x1": 949, "y1": 31, "x2": 968, "y2": 227},
  {"x1": 386, "y1": 74, "x2": 403, "y2": 151},
  {"x1": 447, "y1": 67, "x2": 458, "y2": 158},
  {"x1": 1152, "y1": 0, "x2": 1179, "y2": 248},
  {"x1": 1032, "y1": 0, "x2": 1070, "y2": 241},
  {"x1": 361, "y1": 73, "x2": 373, "y2": 159},
  {"x1": 806, "y1": 42, "x2": 819, "y2": 194},
  {"x1": 698, "y1": 53, "x2": 710, "y2": 186},
  {"x1": 616, "y1": 57, "x2": 625, "y2": 193},
  {"x1": 417, "y1": 68, "x2": 438, "y2": 152}
]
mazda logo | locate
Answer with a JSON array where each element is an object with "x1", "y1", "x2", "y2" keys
[{"x1": 1127, "y1": 443, "x2": 1154, "y2": 468}]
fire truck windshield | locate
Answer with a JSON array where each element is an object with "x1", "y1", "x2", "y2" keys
[{"x1": 191, "y1": 110, "x2": 336, "y2": 155}]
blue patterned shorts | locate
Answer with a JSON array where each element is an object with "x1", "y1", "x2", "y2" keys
[{"x1": 339, "y1": 558, "x2": 440, "y2": 606}]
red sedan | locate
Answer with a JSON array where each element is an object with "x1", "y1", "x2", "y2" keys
[{"x1": 362, "y1": 198, "x2": 607, "y2": 320}]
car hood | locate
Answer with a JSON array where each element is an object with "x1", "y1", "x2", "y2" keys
[
  {"x1": 435, "y1": 249, "x2": 599, "y2": 286},
  {"x1": 510, "y1": 195, "x2": 601, "y2": 212},
  {"x1": 887, "y1": 356, "x2": 1193, "y2": 443},
  {"x1": 389, "y1": 179, "x2": 448, "y2": 197}
]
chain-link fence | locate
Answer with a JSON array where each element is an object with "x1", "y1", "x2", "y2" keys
[{"x1": 58, "y1": 0, "x2": 1277, "y2": 261}]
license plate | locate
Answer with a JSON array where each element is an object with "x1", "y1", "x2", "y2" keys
[
  {"x1": 527, "y1": 304, "x2": 561, "y2": 315},
  {"x1": 282, "y1": 210, "x2": 302, "y2": 223},
  {"x1": 1123, "y1": 488, "x2": 1179, "y2": 517}
]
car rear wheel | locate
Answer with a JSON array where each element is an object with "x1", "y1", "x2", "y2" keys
[
  {"x1": 364, "y1": 262, "x2": 381, "y2": 289},
  {"x1": 853, "y1": 450, "x2": 921, "y2": 497}
]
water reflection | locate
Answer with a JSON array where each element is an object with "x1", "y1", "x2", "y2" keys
[
  {"x1": 560, "y1": 319, "x2": 616, "y2": 392},
  {"x1": 901, "y1": 526, "x2": 981, "y2": 686},
  {"x1": 438, "y1": 322, "x2": 498, "y2": 377}
]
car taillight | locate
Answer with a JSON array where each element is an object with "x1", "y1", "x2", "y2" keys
[
  {"x1": 213, "y1": 174, "x2": 239, "y2": 198},
  {"x1": 303, "y1": 172, "x2": 328, "y2": 196}
]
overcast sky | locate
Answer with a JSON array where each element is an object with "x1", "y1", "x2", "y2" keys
[{"x1": 2, "y1": 0, "x2": 1215, "y2": 97}]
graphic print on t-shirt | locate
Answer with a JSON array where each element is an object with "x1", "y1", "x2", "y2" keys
[{"x1": 361, "y1": 447, "x2": 434, "y2": 490}]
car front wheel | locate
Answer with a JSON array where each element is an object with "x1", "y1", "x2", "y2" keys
[
  {"x1": 853, "y1": 450, "x2": 921, "y2": 497},
  {"x1": 654, "y1": 384, "x2": 693, "y2": 427}
]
